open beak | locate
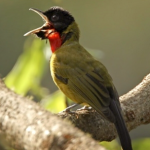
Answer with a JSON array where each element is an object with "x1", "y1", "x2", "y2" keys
[{"x1": 24, "y1": 8, "x2": 54, "y2": 39}]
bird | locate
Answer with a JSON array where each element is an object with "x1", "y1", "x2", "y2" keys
[{"x1": 24, "y1": 6, "x2": 132, "y2": 150}]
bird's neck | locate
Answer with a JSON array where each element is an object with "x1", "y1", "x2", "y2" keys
[
  {"x1": 48, "y1": 22, "x2": 80, "y2": 53},
  {"x1": 48, "y1": 32, "x2": 62, "y2": 53}
]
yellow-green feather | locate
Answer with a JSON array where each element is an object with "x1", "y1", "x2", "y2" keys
[{"x1": 50, "y1": 22, "x2": 115, "y2": 121}]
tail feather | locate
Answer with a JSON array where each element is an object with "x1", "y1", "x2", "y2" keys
[
  {"x1": 110, "y1": 100, "x2": 132, "y2": 150},
  {"x1": 115, "y1": 115, "x2": 132, "y2": 150}
]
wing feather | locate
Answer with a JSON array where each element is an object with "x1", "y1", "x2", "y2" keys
[{"x1": 55, "y1": 67, "x2": 116, "y2": 122}]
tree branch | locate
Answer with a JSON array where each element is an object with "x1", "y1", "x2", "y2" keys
[
  {"x1": 59, "y1": 73, "x2": 150, "y2": 141},
  {"x1": 0, "y1": 73, "x2": 150, "y2": 149},
  {"x1": 0, "y1": 79, "x2": 105, "y2": 150}
]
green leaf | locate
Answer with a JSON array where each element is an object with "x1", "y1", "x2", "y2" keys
[{"x1": 5, "y1": 38, "x2": 47, "y2": 96}]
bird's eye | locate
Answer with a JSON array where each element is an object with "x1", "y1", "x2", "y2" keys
[{"x1": 51, "y1": 15, "x2": 59, "y2": 22}]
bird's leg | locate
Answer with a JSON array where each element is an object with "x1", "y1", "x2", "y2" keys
[{"x1": 60, "y1": 103, "x2": 79, "y2": 113}]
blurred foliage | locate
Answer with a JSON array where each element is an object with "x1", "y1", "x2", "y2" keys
[
  {"x1": 132, "y1": 138, "x2": 150, "y2": 150},
  {"x1": 100, "y1": 140, "x2": 120, "y2": 150},
  {"x1": 101, "y1": 138, "x2": 150, "y2": 150},
  {"x1": 5, "y1": 38, "x2": 46, "y2": 96},
  {"x1": 41, "y1": 90, "x2": 66, "y2": 113}
]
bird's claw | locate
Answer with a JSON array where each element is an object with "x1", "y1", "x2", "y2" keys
[
  {"x1": 59, "y1": 103, "x2": 79, "y2": 114},
  {"x1": 77, "y1": 106, "x2": 92, "y2": 111}
]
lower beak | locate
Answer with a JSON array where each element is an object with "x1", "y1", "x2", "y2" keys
[{"x1": 24, "y1": 8, "x2": 53, "y2": 39}]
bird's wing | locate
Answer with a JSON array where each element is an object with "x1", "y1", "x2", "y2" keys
[{"x1": 55, "y1": 66, "x2": 116, "y2": 122}]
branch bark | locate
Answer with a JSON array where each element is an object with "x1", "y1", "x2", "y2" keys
[
  {"x1": 0, "y1": 79, "x2": 105, "y2": 150},
  {"x1": 0, "y1": 73, "x2": 150, "y2": 150}
]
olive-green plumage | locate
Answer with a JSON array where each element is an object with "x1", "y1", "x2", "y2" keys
[
  {"x1": 51, "y1": 22, "x2": 116, "y2": 122},
  {"x1": 25, "y1": 6, "x2": 132, "y2": 150}
]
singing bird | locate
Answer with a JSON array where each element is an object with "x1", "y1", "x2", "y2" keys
[{"x1": 24, "y1": 6, "x2": 132, "y2": 150}]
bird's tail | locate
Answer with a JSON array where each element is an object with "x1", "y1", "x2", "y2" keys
[{"x1": 110, "y1": 101, "x2": 132, "y2": 150}]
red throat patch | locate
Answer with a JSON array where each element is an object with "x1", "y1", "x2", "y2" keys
[{"x1": 47, "y1": 32, "x2": 62, "y2": 53}]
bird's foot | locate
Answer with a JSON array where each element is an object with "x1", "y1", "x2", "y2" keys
[
  {"x1": 77, "y1": 106, "x2": 92, "y2": 111},
  {"x1": 59, "y1": 104, "x2": 79, "y2": 114}
]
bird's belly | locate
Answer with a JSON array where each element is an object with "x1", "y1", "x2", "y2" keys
[{"x1": 50, "y1": 56, "x2": 83, "y2": 104}]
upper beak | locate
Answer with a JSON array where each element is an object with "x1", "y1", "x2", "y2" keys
[{"x1": 24, "y1": 8, "x2": 53, "y2": 39}]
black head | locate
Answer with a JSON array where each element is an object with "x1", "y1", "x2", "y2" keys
[
  {"x1": 43, "y1": 6, "x2": 74, "y2": 33},
  {"x1": 24, "y1": 6, "x2": 75, "y2": 39}
]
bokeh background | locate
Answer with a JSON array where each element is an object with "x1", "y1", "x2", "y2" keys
[{"x1": 0, "y1": 0, "x2": 150, "y2": 149}]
